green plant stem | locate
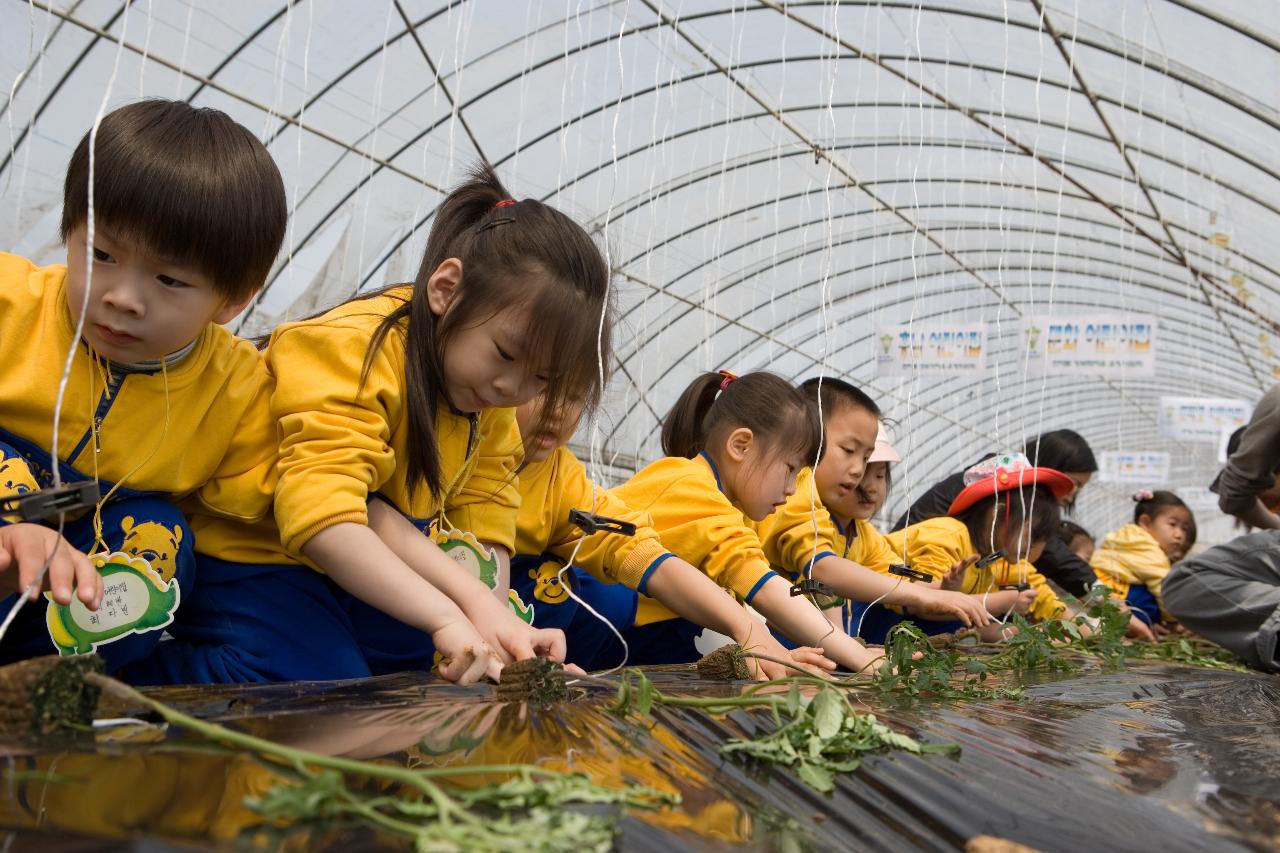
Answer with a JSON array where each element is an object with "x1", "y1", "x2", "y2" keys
[{"x1": 84, "y1": 673, "x2": 583, "y2": 828}]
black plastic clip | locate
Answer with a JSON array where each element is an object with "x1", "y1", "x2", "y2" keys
[
  {"x1": 888, "y1": 564, "x2": 933, "y2": 583},
  {"x1": 791, "y1": 577, "x2": 836, "y2": 598},
  {"x1": 567, "y1": 509, "x2": 636, "y2": 537},
  {"x1": 0, "y1": 481, "x2": 99, "y2": 521},
  {"x1": 1000, "y1": 582, "x2": 1033, "y2": 592},
  {"x1": 975, "y1": 549, "x2": 1007, "y2": 569}
]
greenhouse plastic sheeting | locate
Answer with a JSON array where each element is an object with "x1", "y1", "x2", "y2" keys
[{"x1": 0, "y1": 662, "x2": 1277, "y2": 851}]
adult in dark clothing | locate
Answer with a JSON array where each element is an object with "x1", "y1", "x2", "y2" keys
[
  {"x1": 1162, "y1": 385, "x2": 1280, "y2": 671},
  {"x1": 893, "y1": 430, "x2": 1099, "y2": 596}
]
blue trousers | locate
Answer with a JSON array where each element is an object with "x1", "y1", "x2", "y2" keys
[
  {"x1": 121, "y1": 556, "x2": 370, "y2": 685},
  {"x1": 511, "y1": 554, "x2": 639, "y2": 670},
  {"x1": 844, "y1": 601, "x2": 963, "y2": 644},
  {"x1": 1125, "y1": 583, "x2": 1162, "y2": 626},
  {"x1": 0, "y1": 496, "x2": 194, "y2": 675}
]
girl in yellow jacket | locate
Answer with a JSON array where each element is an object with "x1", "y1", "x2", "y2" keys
[
  {"x1": 610, "y1": 371, "x2": 884, "y2": 673},
  {"x1": 755, "y1": 377, "x2": 991, "y2": 644},
  {"x1": 509, "y1": 393, "x2": 831, "y2": 678},
  {"x1": 887, "y1": 453, "x2": 1075, "y2": 636},
  {"x1": 136, "y1": 166, "x2": 608, "y2": 684},
  {"x1": 1090, "y1": 490, "x2": 1194, "y2": 626}
]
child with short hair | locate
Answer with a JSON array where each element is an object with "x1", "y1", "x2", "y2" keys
[
  {"x1": 887, "y1": 454, "x2": 1074, "y2": 634},
  {"x1": 757, "y1": 377, "x2": 992, "y2": 641},
  {"x1": 130, "y1": 165, "x2": 610, "y2": 685},
  {"x1": 1090, "y1": 490, "x2": 1194, "y2": 626},
  {"x1": 0, "y1": 99, "x2": 286, "y2": 673},
  {"x1": 509, "y1": 394, "x2": 832, "y2": 678},
  {"x1": 610, "y1": 371, "x2": 885, "y2": 673}
]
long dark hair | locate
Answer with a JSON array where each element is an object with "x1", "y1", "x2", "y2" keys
[
  {"x1": 958, "y1": 485, "x2": 1061, "y2": 557},
  {"x1": 661, "y1": 371, "x2": 820, "y2": 464},
  {"x1": 360, "y1": 164, "x2": 611, "y2": 500},
  {"x1": 1022, "y1": 429, "x2": 1098, "y2": 474}
]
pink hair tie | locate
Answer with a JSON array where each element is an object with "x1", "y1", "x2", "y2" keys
[
  {"x1": 717, "y1": 369, "x2": 738, "y2": 391},
  {"x1": 494, "y1": 198, "x2": 517, "y2": 208},
  {"x1": 1133, "y1": 489, "x2": 1154, "y2": 502}
]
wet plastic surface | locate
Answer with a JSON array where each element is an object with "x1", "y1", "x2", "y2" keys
[{"x1": 0, "y1": 661, "x2": 1277, "y2": 851}]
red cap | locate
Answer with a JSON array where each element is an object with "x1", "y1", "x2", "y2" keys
[{"x1": 947, "y1": 452, "x2": 1076, "y2": 516}]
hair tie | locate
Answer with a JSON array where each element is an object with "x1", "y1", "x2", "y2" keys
[
  {"x1": 1132, "y1": 489, "x2": 1154, "y2": 502},
  {"x1": 494, "y1": 198, "x2": 517, "y2": 208},
  {"x1": 717, "y1": 369, "x2": 738, "y2": 391}
]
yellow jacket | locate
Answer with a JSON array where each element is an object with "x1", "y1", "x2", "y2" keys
[
  {"x1": 886, "y1": 517, "x2": 1065, "y2": 622},
  {"x1": 608, "y1": 453, "x2": 778, "y2": 626},
  {"x1": 267, "y1": 287, "x2": 521, "y2": 558},
  {"x1": 752, "y1": 468, "x2": 841, "y2": 583},
  {"x1": 1090, "y1": 523, "x2": 1171, "y2": 618},
  {"x1": 515, "y1": 446, "x2": 671, "y2": 590},
  {"x1": 0, "y1": 253, "x2": 276, "y2": 556},
  {"x1": 847, "y1": 517, "x2": 901, "y2": 574},
  {"x1": 754, "y1": 468, "x2": 902, "y2": 581}
]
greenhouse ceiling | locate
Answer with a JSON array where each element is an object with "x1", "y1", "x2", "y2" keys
[{"x1": 2, "y1": 0, "x2": 1277, "y2": 541}]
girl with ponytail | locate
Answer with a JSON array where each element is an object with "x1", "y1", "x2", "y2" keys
[
  {"x1": 134, "y1": 165, "x2": 610, "y2": 685},
  {"x1": 609, "y1": 371, "x2": 886, "y2": 673}
]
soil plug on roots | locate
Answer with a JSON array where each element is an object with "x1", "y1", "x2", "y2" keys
[
  {"x1": 495, "y1": 656, "x2": 569, "y2": 704},
  {"x1": 697, "y1": 644, "x2": 751, "y2": 681},
  {"x1": 0, "y1": 654, "x2": 104, "y2": 739}
]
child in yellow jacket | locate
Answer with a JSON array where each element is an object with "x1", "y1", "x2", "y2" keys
[
  {"x1": 756, "y1": 377, "x2": 991, "y2": 643},
  {"x1": 510, "y1": 394, "x2": 831, "y2": 678},
  {"x1": 1090, "y1": 489, "x2": 1193, "y2": 626},
  {"x1": 0, "y1": 100, "x2": 285, "y2": 677},
  {"x1": 134, "y1": 166, "x2": 616, "y2": 685},
  {"x1": 887, "y1": 453, "x2": 1075, "y2": 636},
  {"x1": 610, "y1": 371, "x2": 884, "y2": 673}
]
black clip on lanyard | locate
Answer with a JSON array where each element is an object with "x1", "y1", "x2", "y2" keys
[
  {"x1": 974, "y1": 549, "x2": 1007, "y2": 570},
  {"x1": 888, "y1": 564, "x2": 934, "y2": 583},
  {"x1": 0, "y1": 482, "x2": 99, "y2": 522},
  {"x1": 567, "y1": 509, "x2": 637, "y2": 537},
  {"x1": 791, "y1": 577, "x2": 837, "y2": 598}
]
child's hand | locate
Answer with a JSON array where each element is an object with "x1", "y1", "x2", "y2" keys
[
  {"x1": 1126, "y1": 615, "x2": 1156, "y2": 642},
  {"x1": 483, "y1": 610, "x2": 567, "y2": 665},
  {"x1": 1012, "y1": 587, "x2": 1037, "y2": 616},
  {"x1": 941, "y1": 555, "x2": 978, "y2": 591},
  {"x1": 432, "y1": 619, "x2": 503, "y2": 684},
  {"x1": 906, "y1": 585, "x2": 992, "y2": 628},
  {"x1": 0, "y1": 523, "x2": 100, "y2": 609}
]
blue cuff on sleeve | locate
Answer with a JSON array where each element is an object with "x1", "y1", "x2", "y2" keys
[
  {"x1": 743, "y1": 570, "x2": 779, "y2": 604},
  {"x1": 805, "y1": 551, "x2": 837, "y2": 574},
  {"x1": 635, "y1": 553, "x2": 676, "y2": 595}
]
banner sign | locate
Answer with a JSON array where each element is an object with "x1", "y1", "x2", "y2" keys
[
  {"x1": 1097, "y1": 451, "x2": 1170, "y2": 484},
  {"x1": 1158, "y1": 397, "x2": 1251, "y2": 443},
  {"x1": 875, "y1": 323, "x2": 987, "y2": 377},
  {"x1": 1019, "y1": 314, "x2": 1156, "y2": 375},
  {"x1": 1176, "y1": 487, "x2": 1220, "y2": 513}
]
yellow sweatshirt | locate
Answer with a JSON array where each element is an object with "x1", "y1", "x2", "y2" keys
[
  {"x1": 1090, "y1": 523, "x2": 1172, "y2": 618},
  {"x1": 210, "y1": 286, "x2": 524, "y2": 565},
  {"x1": 515, "y1": 446, "x2": 672, "y2": 591},
  {"x1": 608, "y1": 452, "x2": 778, "y2": 626},
  {"x1": 886, "y1": 517, "x2": 1065, "y2": 622},
  {"x1": 0, "y1": 253, "x2": 276, "y2": 556},
  {"x1": 754, "y1": 469, "x2": 902, "y2": 580}
]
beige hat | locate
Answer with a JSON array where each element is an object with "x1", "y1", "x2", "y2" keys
[{"x1": 868, "y1": 426, "x2": 900, "y2": 463}]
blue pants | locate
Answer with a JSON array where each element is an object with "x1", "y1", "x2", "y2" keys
[
  {"x1": 1125, "y1": 583, "x2": 1162, "y2": 626},
  {"x1": 0, "y1": 496, "x2": 194, "y2": 675},
  {"x1": 618, "y1": 617, "x2": 704, "y2": 668},
  {"x1": 121, "y1": 556, "x2": 369, "y2": 685},
  {"x1": 511, "y1": 554, "x2": 638, "y2": 670},
  {"x1": 844, "y1": 601, "x2": 963, "y2": 644}
]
